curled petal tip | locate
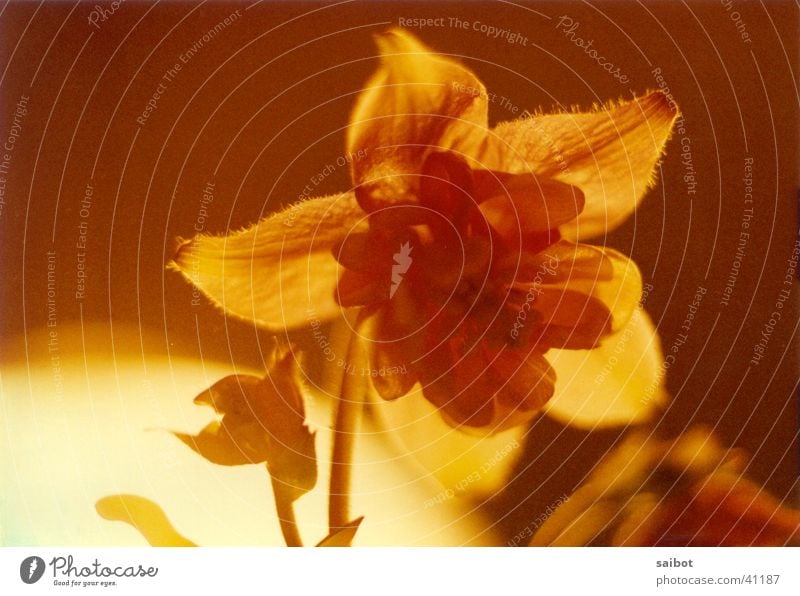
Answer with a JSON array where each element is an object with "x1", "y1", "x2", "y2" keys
[
  {"x1": 169, "y1": 236, "x2": 199, "y2": 274},
  {"x1": 647, "y1": 88, "x2": 679, "y2": 115},
  {"x1": 641, "y1": 89, "x2": 680, "y2": 128}
]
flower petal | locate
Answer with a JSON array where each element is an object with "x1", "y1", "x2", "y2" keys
[
  {"x1": 337, "y1": 269, "x2": 387, "y2": 307},
  {"x1": 367, "y1": 386, "x2": 525, "y2": 497},
  {"x1": 419, "y1": 346, "x2": 499, "y2": 428},
  {"x1": 491, "y1": 348, "x2": 557, "y2": 423},
  {"x1": 617, "y1": 471, "x2": 800, "y2": 546},
  {"x1": 544, "y1": 307, "x2": 667, "y2": 429},
  {"x1": 610, "y1": 493, "x2": 662, "y2": 546},
  {"x1": 474, "y1": 170, "x2": 584, "y2": 238},
  {"x1": 530, "y1": 242, "x2": 643, "y2": 349},
  {"x1": 687, "y1": 472, "x2": 800, "y2": 546},
  {"x1": 529, "y1": 483, "x2": 599, "y2": 546},
  {"x1": 420, "y1": 343, "x2": 555, "y2": 432},
  {"x1": 349, "y1": 28, "x2": 488, "y2": 211},
  {"x1": 419, "y1": 151, "x2": 478, "y2": 221},
  {"x1": 170, "y1": 193, "x2": 366, "y2": 331},
  {"x1": 531, "y1": 490, "x2": 618, "y2": 546},
  {"x1": 366, "y1": 296, "x2": 423, "y2": 401},
  {"x1": 95, "y1": 495, "x2": 196, "y2": 546},
  {"x1": 489, "y1": 91, "x2": 677, "y2": 239}
]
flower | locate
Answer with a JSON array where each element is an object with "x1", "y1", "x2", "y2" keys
[
  {"x1": 171, "y1": 29, "x2": 676, "y2": 432},
  {"x1": 172, "y1": 343, "x2": 317, "y2": 501},
  {"x1": 531, "y1": 427, "x2": 800, "y2": 546}
]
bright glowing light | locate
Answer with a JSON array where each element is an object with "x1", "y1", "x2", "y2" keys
[{"x1": 1, "y1": 324, "x2": 495, "y2": 546}]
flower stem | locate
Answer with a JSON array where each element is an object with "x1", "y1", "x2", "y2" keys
[
  {"x1": 328, "y1": 331, "x2": 363, "y2": 532},
  {"x1": 271, "y1": 478, "x2": 302, "y2": 547}
]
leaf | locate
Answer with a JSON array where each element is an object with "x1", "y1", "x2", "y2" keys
[
  {"x1": 95, "y1": 494, "x2": 196, "y2": 546},
  {"x1": 174, "y1": 346, "x2": 317, "y2": 500},
  {"x1": 316, "y1": 517, "x2": 364, "y2": 547}
]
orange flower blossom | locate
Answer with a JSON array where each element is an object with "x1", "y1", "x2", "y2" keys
[{"x1": 172, "y1": 29, "x2": 677, "y2": 432}]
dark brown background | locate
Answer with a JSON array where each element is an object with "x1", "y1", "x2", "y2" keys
[{"x1": 1, "y1": 0, "x2": 797, "y2": 540}]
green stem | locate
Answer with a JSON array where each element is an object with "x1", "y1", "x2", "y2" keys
[
  {"x1": 328, "y1": 331, "x2": 363, "y2": 532},
  {"x1": 271, "y1": 478, "x2": 302, "y2": 547}
]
